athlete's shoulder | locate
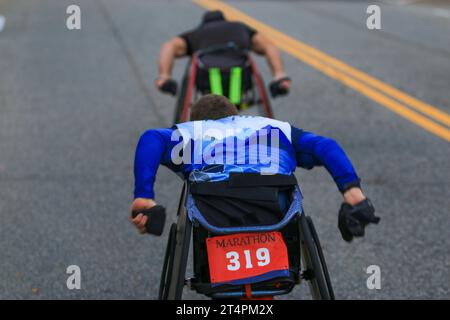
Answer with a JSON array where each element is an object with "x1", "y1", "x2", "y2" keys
[
  {"x1": 139, "y1": 127, "x2": 175, "y2": 142},
  {"x1": 227, "y1": 21, "x2": 253, "y2": 30},
  {"x1": 245, "y1": 115, "x2": 290, "y2": 126}
]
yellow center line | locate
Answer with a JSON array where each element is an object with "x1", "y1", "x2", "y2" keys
[{"x1": 193, "y1": 0, "x2": 450, "y2": 142}]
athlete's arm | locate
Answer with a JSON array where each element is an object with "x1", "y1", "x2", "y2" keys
[
  {"x1": 133, "y1": 128, "x2": 180, "y2": 199},
  {"x1": 291, "y1": 126, "x2": 365, "y2": 205},
  {"x1": 251, "y1": 33, "x2": 290, "y2": 85},
  {"x1": 156, "y1": 37, "x2": 188, "y2": 88},
  {"x1": 131, "y1": 128, "x2": 180, "y2": 232}
]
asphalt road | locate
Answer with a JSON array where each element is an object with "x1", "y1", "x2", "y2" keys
[{"x1": 0, "y1": 0, "x2": 449, "y2": 299}]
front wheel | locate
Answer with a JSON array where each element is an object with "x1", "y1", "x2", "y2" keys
[
  {"x1": 173, "y1": 60, "x2": 191, "y2": 125},
  {"x1": 158, "y1": 223, "x2": 177, "y2": 300},
  {"x1": 300, "y1": 215, "x2": 335, "y2": 300}
]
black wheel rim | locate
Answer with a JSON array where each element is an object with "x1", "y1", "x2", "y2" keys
[
  {"x1": 306, "y1": 216, "x2": 335, "y2": 300},
  {"x1": 158, "y1": 223, "x2": 177, "y2": 300}
]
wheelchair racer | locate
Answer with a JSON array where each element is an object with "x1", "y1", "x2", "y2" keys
[
  {"x1": 130, "y1": 94, "x2": 379, "y2": 242},
  {"x1": 156, "y1": 10, "x2": 291, "y2": 97}
]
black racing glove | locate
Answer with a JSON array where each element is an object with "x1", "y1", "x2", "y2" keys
[
  {"x1": 131, "y1": 205, "x2": 166, "y2": 236},
  {"x1": 338, "y1": 198, "x2": 380, "y2": 242},
  {"x1": 269, "y1": 77, "x2": 291, "y2": 98},
  {"x1": 159, "y1": 79, "x2": 177, "y2": 96}
]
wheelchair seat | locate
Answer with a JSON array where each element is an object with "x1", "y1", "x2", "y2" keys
[
  {"x1": 159, "y1": 176, "x2": 334, "y2": 300},
  {"x1": 172, "y1": 42, "x2": 275, "y2": 123},
  {"x1": 185, "y1": 174, "x2": 304, "y2": 298},
  {"x1": 194, "y1": 42, "x2": 253, "y2": 106}
]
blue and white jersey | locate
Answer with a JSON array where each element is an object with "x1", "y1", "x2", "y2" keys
[
  {"x1": 133, "y1": 115, "x2": 360, "y2": 199},
  {"x1": 174, "y1": 116, "x2": 296, "y2": 183}
]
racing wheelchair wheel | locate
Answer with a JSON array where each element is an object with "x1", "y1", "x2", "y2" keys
[
  {"x1": 173, "y1": 60, "x2": 191, "y2": 124},
  {"x1": 249, "y1": 56, "x2": 275, "y2": 119},
  {"x1": 158, "y1": 184, "x2": 192, "y2": 300},
  {"x1": 158, "y1": 223, "x2": 177, "y2": 300},
  {"x1": 254, "y1": 74, "x2": 274, "y2": 119},
  {"x1": 306, "y1": 216, "x2": 335, "y2": 299},
  {"x1": 299, "y1": 214, "x2": 335, "y2": 300}
]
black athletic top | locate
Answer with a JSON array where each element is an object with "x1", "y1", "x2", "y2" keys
[{"x1": 179, "y1": 20, "x2": 257, "y2": 56}]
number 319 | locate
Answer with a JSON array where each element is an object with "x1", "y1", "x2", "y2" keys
[{"x1": 226, "y1": 248, "x2": 270, "y2": 271}]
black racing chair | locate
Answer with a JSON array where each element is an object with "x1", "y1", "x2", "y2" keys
[
  {"x1": 158, "y1": 173, "x2": 335, "y2": 300},
  {"x1": 172, "y1": 42, "x2": 275, "y2": 124}
]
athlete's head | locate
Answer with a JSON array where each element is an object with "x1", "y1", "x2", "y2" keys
[
  {"x1": 190, "y1": 94, "x2": 239, "y2": 121},
  {"x1": 201, "y1": 10, "x2": 225, "y2": 25}
]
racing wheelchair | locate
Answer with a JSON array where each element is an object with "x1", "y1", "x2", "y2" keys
[
  {"x1": 160, "y1": 43, "x2": 289, "y2": 124},
  {"x1": 155, "y1": 173, "x2": 335, "y2": 300}
]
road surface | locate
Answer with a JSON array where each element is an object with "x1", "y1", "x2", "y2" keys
[{"x1": 0, "y1": 0, "x2": 449, "y2": 299}]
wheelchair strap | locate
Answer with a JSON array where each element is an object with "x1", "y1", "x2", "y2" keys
[
  {"x1": 208, "y1": 66, "x2": 242, "y2": 105},
  {"x1": 229, "y1": 67, "x2": 242, "y2": 105},
  {"x1": 190, "y1": 181, "x2": 278, "y2": 202},
  {"x1": 229, "y1": 173, "x2": 297, "y2": 188},
  {"x1": 208, "y1": 67, "x2": 223, "y2": 95},
  {"x1": 190, "y1": 174, "x2": 297, "y2": 201}
]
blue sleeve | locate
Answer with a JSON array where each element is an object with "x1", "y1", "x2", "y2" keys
[
  {"x1": 133, "y1": 128, "x2": 181, "y2": 199},
  {"x1": 291, "y1": 126, "x2": 360, "y2": 193}
]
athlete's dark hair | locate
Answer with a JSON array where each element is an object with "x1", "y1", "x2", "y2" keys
[
  {"x1": 190, "y1": 94, "x2": 239, "y2": 121},
  {"x1": 202, "y1": 10, "x2": 225, "y2": 24}
]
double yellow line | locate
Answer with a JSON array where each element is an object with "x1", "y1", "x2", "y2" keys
[{"x1": 193, "y1": 0, "x2": 450, "y2": 142}]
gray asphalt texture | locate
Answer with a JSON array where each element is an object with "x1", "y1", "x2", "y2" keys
[{"x1": 0, "y1": 0, "x2": 449, "y2": 299}]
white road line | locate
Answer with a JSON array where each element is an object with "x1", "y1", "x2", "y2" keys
[{"x1": 0, "y1": 15, "x2": 5, "y2": 32}]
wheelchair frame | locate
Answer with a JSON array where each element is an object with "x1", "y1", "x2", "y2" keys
[
  {"x1": 172, "y1": 45, "x2": 275, "y2": 124},
  {"x1": 158, "y1": 182, "x2": 335, "y2": 300}
]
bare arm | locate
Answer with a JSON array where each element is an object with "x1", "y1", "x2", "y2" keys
[
  {"x1": 251, "y1": 33, "x2": 287, "y2": 80},
  {"x1": 156, "y1": 37, "x2": 187, "y2": 88}
]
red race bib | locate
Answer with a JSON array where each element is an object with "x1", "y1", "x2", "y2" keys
[{"x1": 206, "y1": 231, "x2": 289, "y2": 285}]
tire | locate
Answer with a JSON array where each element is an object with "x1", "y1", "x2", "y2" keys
[
  {"x1": 300, "y1": 215, "x2": 334, "y2": 300},
  {"x1": 158, "y1": 223, "x2": 177, "y2": 300},
  {"x1": 249, "y1": 56, "x2": 274, "y2": 119},
  {"x1": 306, "y1": 216, "x2": 335, "y2": 299},
  {"x1": 173, "y1": 61, "x2": 191, "y2": 125},
  {"x1": 164, "y1": 184, "x2": 192, "y2": 300},
  {"x1": 260, "y1": 79, "x2": 274, "y2": 119}
]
